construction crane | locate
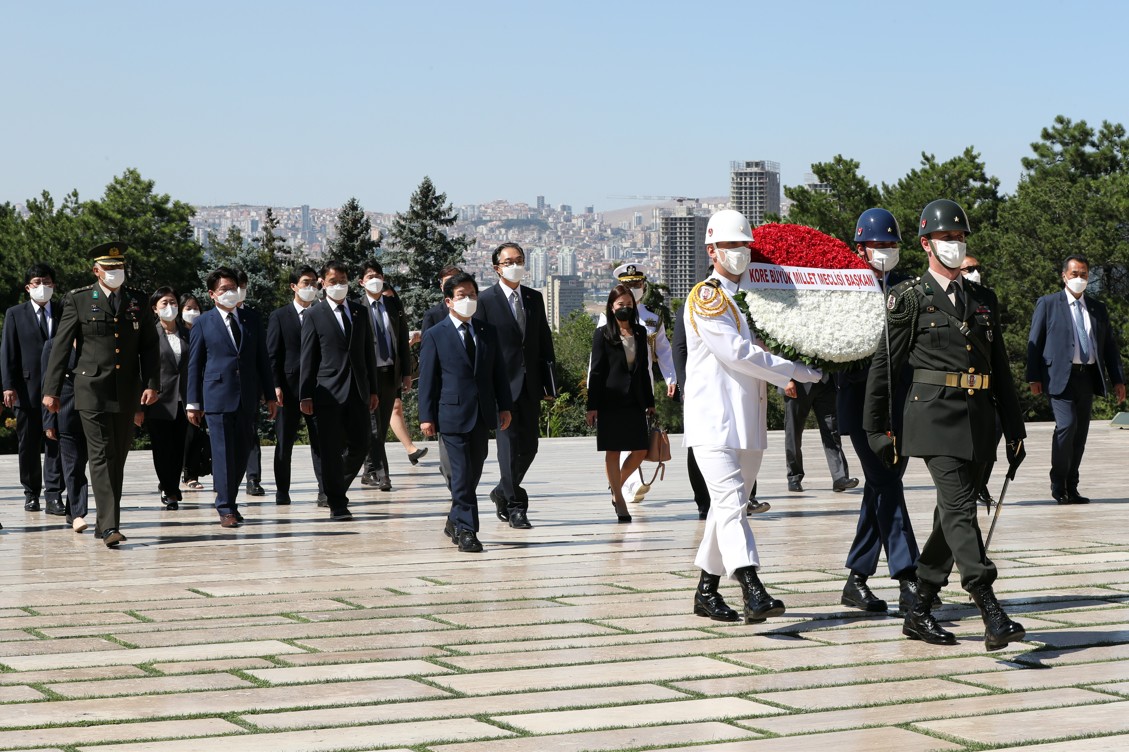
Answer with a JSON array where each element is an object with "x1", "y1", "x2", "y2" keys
[{"x1": 609, "y1": 194, "x2": 695, "y2": 203}]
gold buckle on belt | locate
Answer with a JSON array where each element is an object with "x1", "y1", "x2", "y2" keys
[{"x1": 943, "y1": 372, "x2": 991, "y2": 390}]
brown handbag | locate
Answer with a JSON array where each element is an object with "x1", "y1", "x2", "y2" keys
[{"x1": 638, "y1": 419, "x2": 671, "y2": 486}]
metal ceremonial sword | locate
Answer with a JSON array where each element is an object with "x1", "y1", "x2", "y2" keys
[{"x1": 983, "y1": 474, "x2": 1009, "y2": 552}]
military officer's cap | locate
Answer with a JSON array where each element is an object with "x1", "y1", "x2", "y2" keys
[
  {"x1": 614, "y1": 263, "x2": 646, "y2": 282},
  {"x1": 89, "y1": 241, "x2": 128, "y2": 267}
]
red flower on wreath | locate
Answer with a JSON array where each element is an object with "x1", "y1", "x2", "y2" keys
[{"x1": 749, "y1": 223, "x2": 869, "y2": 271}]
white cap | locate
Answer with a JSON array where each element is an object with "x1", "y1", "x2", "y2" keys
[
  {"x1": 613, "y1": 263, "x2": 646, "y2": 282},
  {"x1": 706, "y1": 209, "x2": 754, "y2": 244}
]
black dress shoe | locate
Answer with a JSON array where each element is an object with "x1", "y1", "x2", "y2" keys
[
  {"x1": 45, "y1": 498, "x2": 67, "y2": 516},
  {"x1": 508, "y1": 508, "x2": 532, "y2": 529},
  {"x1": 330, "y1": 509, "x2": 354, "y2": 521},
  {"x1": 787, "y1": 481, "x2": 803, "y2": 493},
  {"x1": 693, "y1": 571, "x2": 739, "y2": 622},
  {"x1": 378, "y1": 476, "x2": 392, "y2": 492},
  {"x1": 457, "y1": 530, "x2": 483, "y2": 553},
  {"x1": 407, "y1": 447, "x2": 428, "y2": 465},
  {"x1": 490, "y1": 489, "x2": 509, "y2": 522},
  {"x1": 103, "y1": 529, "x2": 126, "y2": 547},
  {"x1": 1053, "y1": 491, "x2": 1071, "y2": 505},
  {"x1": 276, "y1": 495, "x2": 291, "y2": 506},
  {"x1": 1068, "y1": 490, "x2": 1090, "y2": 504},
  {"x1": 164, "y1": 499, "x2": 179, "y2": 511},
  {"x1": 246, "y1": 481, "x2": 265, "y2": 497},
  {"x1": 443, "y1": 519, "x2": 458, "y2": 544},
  {"x1": 360, "y1": 472, "x2": 380, "y2": 487},
  {"x1": 317, "y1": 492, "x2": 329, "y2": 508},
  {"x1": 841, "y1": 572, "x2": 887, "y2": 612},
  {"x1": 24, "y1": 498, "x2": 41, "y2": 512},
  {"x1": 233, "y1": 510, "x2": 245, "y2": 523},
  {"x1": 833, "y1": 477, "x2": 860, "y2": 492}
]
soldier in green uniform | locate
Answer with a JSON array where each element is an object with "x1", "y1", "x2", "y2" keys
[
  {"x1": 863, "y1": 200, "x2": 1027, "y2": 651},
  {"x1": 42, "y1": 242, "x2": 160, "y2": 547}
]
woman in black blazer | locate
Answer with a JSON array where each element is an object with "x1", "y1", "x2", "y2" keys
[
  {"x1": 586, "y1": 284, "x2": 655, "y2": 523},
  {"x1": 138, "y1": 287, "x2": 190, "y2": 509}
]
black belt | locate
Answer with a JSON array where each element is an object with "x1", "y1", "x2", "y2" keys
[
  {"x1": 1071, "y1": 363, "x2": 1094, "y2": 374},
  {"x1": 912, "y1": 368, "x2": 991, "y2": 390},
  {"x1": 377, "y1": 365, "x2": 395, "y2": 373}
]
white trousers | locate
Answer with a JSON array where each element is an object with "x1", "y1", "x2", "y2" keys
[{"x1": 693, "y1": 446, "x2": 763, "y2": 579}]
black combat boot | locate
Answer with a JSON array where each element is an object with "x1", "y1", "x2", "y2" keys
[
  {"x1": 841, "y1": 572, "x2": 887, "y2": 612},
  {"x1": 898, "y1": 577, "x2": 942, "y2": 614},
  {"x1": 902, "y1": 580, "x2": 957, "y2": 645},
  {"x1": 693, "y1": 571, "x2": 739, "y2": 622},
  {"x1": 969, "y1": 584, "x2": 1026, "y2": 651},
  {"x1": 734, "y1": 567, "x2": 785, "y2": 624}
]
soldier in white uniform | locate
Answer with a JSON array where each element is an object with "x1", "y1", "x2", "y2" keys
[
  {"x1": 686, "y1": 210, "x2": 822, "y2": 623},
  {"x1": 593, "y1": 263, "x2": 677, "y2": 503}
]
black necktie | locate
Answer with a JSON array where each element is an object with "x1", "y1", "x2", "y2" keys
[
  {"x1": 229, "y1": 313, "x2": 242, "y2": 349},
  {"x1": 37, "y1": 307, "x2": 48, "y2": 339},
  {"x1": 951, "y1": 283, "x2": 965, "y2": 320},
  {"x1": 461, "y1": 322, "x2": 475, "y2": 367},
  {"x1": 371, "y1": 302, "x2": 391, "y2": 361},
  {"x1": 108, "y1": 292, "x2": 119, "y2": 315},
  {"x1": 338, "y1": 304, "x2": 352, "y2": 341},
  {"x1": 298, "y1": 309, "x2": 305, "y2": 326}
]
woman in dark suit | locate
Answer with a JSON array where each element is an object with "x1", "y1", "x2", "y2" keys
[
  {"x1": 586, "y1": 284, "x2": 655, "y2": 523},
  {"x1": 139, "y1": 287, "x2": 190, "y2": 509},
  {"x1": 178, "y1": 292, "x2": 209, "y2": 492}
]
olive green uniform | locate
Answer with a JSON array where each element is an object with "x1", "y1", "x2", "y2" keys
[
  {"x1": 43, "y1": 284, "x2": 160, "y2": 537},
  {"x1": 863, "y1": 272, "x2": 1024, "y2": 590}
]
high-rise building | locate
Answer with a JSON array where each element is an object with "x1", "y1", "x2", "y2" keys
[
  {"x1": 300, "y1": 204, "x2": 311, "y2": 245},
  {"x1": 528, "y1": 249, "x2": 548, "y2": 288},
  {"x1": 730, "y1": 160, "x2": 781, "y2": 226},
  {"x1": 536, "y1": 195, "x2": 546, "y2": 211},
  {"x1": 558, "y1": 248, "x2": 577, "y2": 276},
  {"x1": 544, "y1": 274, "x2": 585, "y2": 331},
  {"x1": 659, "y1": 206, "x2": 710, "y2": 300}
]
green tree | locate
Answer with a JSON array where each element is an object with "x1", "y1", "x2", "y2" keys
[
  {"x1": 384, "y1": 176, "x2": 473, "y2": 321},
  {"x1": 0, "y1": 202, "x2": 32, "y2": 319},
  {"x1": 544, "y1": 309, "x2": 597, "y2": 437},
  {"x1": 19, "y1": 190, "x2": 89, "y2": 295},
  {"x1": 783, "y1": 156, "x2": 880, "y2": 243},
  {"x1": 253, "y1": 207, "x2": 298, "y2": 312},
  {"x1": 81, "y1": 169, "x2": 202, "y2": 295},
  {"x1": 327, "y1": 197, "x2": 379, "y2": 272},
  {"x1": 641, "y1": 280, "x2": 673, "y2": 332}
]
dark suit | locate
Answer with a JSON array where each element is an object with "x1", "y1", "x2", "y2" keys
[
  {"x1": 360, "y1": 292, "x2": 411, "y2": 483},
  {"x1": 146, "y1": 321, "x2": 189, "y2": 503},
  {"x1": 187, "y1": 306, "x2": 274, "y2": 517},
  {"x1": 474, "y1": 281, "x2": 555, "y2": 513},
  {"x1": 1026, "y1": 289, "x2": 1125, "y2": 497},
  {"x1": 418, "y1": 316, "x2": 511, "y2": 533},
  {"x1": 587, "y1": 325, "x2": 653, "y2": 450},
  {"x1": 421, "y1": 299, "x2": 454, "y2": 487},
  {"x1": 864, "y1": 272, "x2": 1024, "y2": 591},
  {"x1": 267, "y1": 302, "x2": 324, "y2": 501},
  {"x1": 240, "y1": 307, "x2": 266, "y2": 487},
  {"x1": 43, "y1": 284, "x2": 160, "y2": 537},
  {"x1": 783, "y1": 374, "x2": 851, "y2": 486},
  {"x1": 1, "y1": 299, "x2": 63, "y2": 504},
  {"x1": 300, "y1": 299, "x2": 378, "y2": 514},
  {"x1": 41, "y1": 339, "x2": 88, "y2": 520}
]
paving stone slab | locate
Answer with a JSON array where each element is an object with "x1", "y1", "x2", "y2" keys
[
  {"x1": 752, "y1": 677, "x2": 989, "y2": 710},
  {"x1": 273, "y1": 646, "x2": 448, "y2": 665},
  {"x1": 653, "y1": 726, "x2": 962, "y2": 751},
  {"x1": 723, "y1": 634, "x2": 1027, "y2": 671},
  {"x1": 150, "y1": 657, "x2": 276, "y2": 674},
  {"x1": 0, "y1": 665, "x2": 150, "y2": 685},
  {"x1": 430, "y1": 721, "x2": 752, "y2": 752},
  {"x1": 0, "y1": 639, "x2": 305, "y2": 671},
  {"x1": 296, "y1": 621, "x2": 619, "y2": 652},
  {"x1": 246, "y1": 658, "x2": 452, "y2": 684},
  {"x1": 987, "y1": 735, "x2": 1129, "y2": 751},
  {"x1": 915, "y1": 698, "x2": 1129, "y2": 745},
  {"x1": 0, "y1": 719, "x2": 243, "y2": 749},
  {"x1": 46, "y1": 671, "x2": 255, "y2": 698},
  {"x1": 0, "y1": 637, "x2": 125, "y2": 658},
  {"x1": 497, "y1": 697, "x2": 781, "y2": 734},
  {"x1": 953, "y1": 660, "x2": 1129, "y2": 690},
  {"x1": 0, "y1": 685, "x2": 47, "y2": 702},
  {"x1": 115, "y1": 615, "x2": 454, "y2": 647}
]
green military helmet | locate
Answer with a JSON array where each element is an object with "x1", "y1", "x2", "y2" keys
[{"x1": 917, "y1": 199, "x2": 972, "y2": 237}]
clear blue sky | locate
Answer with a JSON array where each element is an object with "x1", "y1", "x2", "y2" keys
[{"x1": 3, "y1": 0, "x2": 1127, "y2": 213}]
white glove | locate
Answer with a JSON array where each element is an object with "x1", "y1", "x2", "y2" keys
[{"x1": 793, "y1": 364, "x2": 823, "y2": 384}]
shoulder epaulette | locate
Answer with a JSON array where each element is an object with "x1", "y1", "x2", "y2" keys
[
  {"x1": 687, "y1": 279, "x2": 740, "y2": 336},
  {"x1": 886, "y1": 277, "x2": 920, "y2": 325},
  {"x1": 69, "y1": 284, "x2": 95, "y2": 295}
]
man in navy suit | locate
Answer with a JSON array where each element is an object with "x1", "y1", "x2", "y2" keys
[
  {"x1": 420, "y1": 265, "x2": 463, "y2": 490},
  {"x1": 1027, "y1": 253, "x2": 1125, "y2": 504},
  {"x1": 187, "y1": 267, "x2": 277, "y2": 527},
  {"x1": 418, "y1": 272, "x2": 512, "y2": 553},
  {"x1": 299, "y1": 260, "x2": 378, "y2": 521},
  {"x1": 474, "y1": 243, "x2": 555, "y2": 529},
  {"x1": 267, "y1": 265, "x2": 324, "y2": 505},
  {"x1": 1, "y1": 262, "x2": 64, "y2": 514}
]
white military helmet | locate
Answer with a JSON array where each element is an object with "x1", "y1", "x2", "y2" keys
[{"x1": 705, "y1": 209, "x2": 753, "y2": 244}]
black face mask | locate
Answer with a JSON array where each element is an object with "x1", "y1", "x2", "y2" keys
[{"x1": 613, "y1": 307, "x2": 634, "y2": 322}]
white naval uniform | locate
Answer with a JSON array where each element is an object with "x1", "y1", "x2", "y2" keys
[{"x1": 684, "y1": 272, "x2": 820, "y2": 578}]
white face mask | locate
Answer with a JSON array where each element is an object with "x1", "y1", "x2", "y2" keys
[
  {"x1": 157, "y1": 305, "x2": 179, "y2": 321},
  {"x1": 324, "y1": 283, "x2": 349, "y2": 302},
  {"x1": 101, "y1": 269, "x2": 126, "y2": 289},
  {"x1": 500, "y1": 264, "x2": 525, "y2": 283},
  {"x1": 181, "y1": 309, "x2": 200, "y2": 324},
  {"x1": 930, "y1": 239, "x2": 967, "y2": 269},
  {"x1": 963, "y1": 269, "x2": 981, "y2": 284},
  {"x1": 452, "y1": 297, "x2": 477, "y2": 318},
  {"x1": 868, "y1": 248, "x2": 900, "y2": 272},
  {"x1": 237, "y1": 287, "x2": 247, "y2": 303},
  {"x1": 216, "y1": 290, "x2": 240, "y2": 309},
  {"x1": 630, "y1": 286, "x2": 645, "y2": 302},
  {"x1": 364, "y1": 278, "x2": 384, "y2": 295},
  {"x1": 718, "y1": 247, "x2": 751, "y2": 276},
  {"x1": 29, "y1": 284, "x2": 54, "y2": 303},
  {"x1": 296, "y1": 287, "x2": 318, "y2": 303},
  {"x1": 1065, "y1": 277, "x2": 1087, "y2": 295}
]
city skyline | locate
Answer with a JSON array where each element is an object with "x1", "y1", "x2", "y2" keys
[{"x1": 3, "y1": 2, "x2": 1127, "y2": 213}]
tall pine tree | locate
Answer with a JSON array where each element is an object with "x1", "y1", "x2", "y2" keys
[
  {"x1": 384, "y1": 176, "x2": 473, "y2": 320},
  {"x1": 328, "y1": 197, "x2": 379, "y2": 271}
]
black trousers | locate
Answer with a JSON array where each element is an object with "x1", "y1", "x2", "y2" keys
[
  {"x1": 364, "y1": 367, "x2": 399, "y2": 478},
  {"x1": 79, "y1": 409, "x2": 134, "y2": 537},
  {"x1": 917, "y1": 455, "x2": 995, "y2": 591},
  {"x1": 494, "y1": 389, "x2": 539, "y2": 510},
  {"x1": 844, "y1": 430, "x2": 918, "y2": 580},
  {"x1": 315, "y1": 395, "x2": 370, "y2": 514},
  {"x1": 784, "y1": 378, "x2": 849, "y2": 485},
  {"x1": 59, "y1": 421, "x2": 89, "y2": 520},
  {"x1": 182, "y1": 419, "x2": 209, "y2": 481},
  {"x1": 15, "y1": 404, "x2": 63, "y2": 502},
  {"x1": 443, "y1": 419, "x2": 489, "y2": 533},
  {"x1": 1049, "y1": 365, "x2": 1097, "y2": 496},
  {"x1": 149, "y1": 407, "x2": 188, "y2": 503},
  {"x1": 687, "y1": 447, "x2": 710, "y2": 512},
  {"x1": 273, "y1": 401, "x2": 323, "y2": 499}
]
